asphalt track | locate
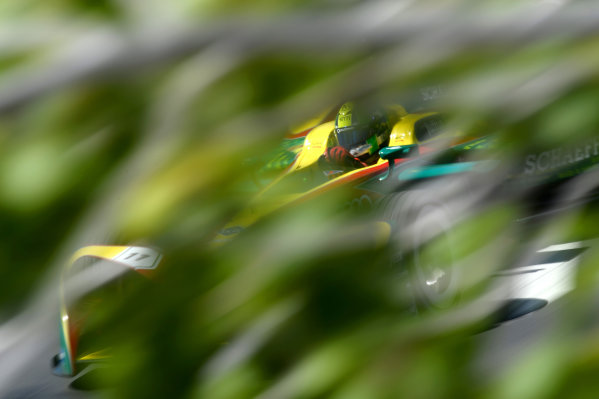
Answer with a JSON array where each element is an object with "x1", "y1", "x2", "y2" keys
[
  {"x1": 1, "y1": 240, "x2": 590, "y2": 398},
  {"x1": 1, "y1": 320, "x2": 96, "y2": 399}
]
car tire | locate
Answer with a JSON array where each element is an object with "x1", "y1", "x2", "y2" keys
[{"x1": 382, "y1": 191, "x2": 461, "y2": 311}]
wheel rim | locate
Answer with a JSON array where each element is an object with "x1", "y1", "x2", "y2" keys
[{"x1": 413, "y1": 207, "x2": 458, "y2": 308}]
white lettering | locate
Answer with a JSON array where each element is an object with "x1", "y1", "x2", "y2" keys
[
  {"x1": 525, "y1": 154, "x2": 537, "y2": 175},
  {"x1": 551, "y1": 149, "x2": 561, "y2": 169},
  {"x1": 563, "y1": 150, "x2": 573, "y2": 165},
  {"x1": 537, "y1": 152, "x2": 550, "y2": 171},
  {"x1": 523, "y1": 138, "x2": 599, "y2": 176}
]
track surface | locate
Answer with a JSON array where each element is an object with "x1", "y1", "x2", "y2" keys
[{"x1": 1, "y1": 315, "x2": 97, "y2": 399}]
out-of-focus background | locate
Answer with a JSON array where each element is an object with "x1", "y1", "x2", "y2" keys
[{"x1": 5, "y1": 0, "x2": 599, "y2": 398}]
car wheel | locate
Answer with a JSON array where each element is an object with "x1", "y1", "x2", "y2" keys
[{"x1": 383, "y1": 192, "x2": 461, "y2": 311}]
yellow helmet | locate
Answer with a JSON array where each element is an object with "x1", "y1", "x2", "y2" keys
[{"x1": 334, "y1": 102, "x2": 390, "y2": 158}]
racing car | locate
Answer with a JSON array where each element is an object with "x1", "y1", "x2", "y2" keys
[
  {"x1": 54, "y1": 100, "x2": 599, "y2": 378},
  {"x1": 53, "y1": 105, "x2": 479, "y2": 378},
  {"x1": 213, "y1": 107, "x2": 477, "y2": 243}
]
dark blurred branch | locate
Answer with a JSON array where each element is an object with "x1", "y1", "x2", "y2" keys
[{"x1": 1, "y1": 3, "x2": 599, "y2": 112}]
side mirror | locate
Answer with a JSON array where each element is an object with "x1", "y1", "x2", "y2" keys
[{"x1": 378, "y1": 145, "x2": 418, "y2": 181}]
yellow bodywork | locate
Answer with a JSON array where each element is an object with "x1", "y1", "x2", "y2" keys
[
  {"x1": 60, "y1": 245, "x2": 133, "y2": 372},
  {"x1": 69, "y1": 245, "x2": 131, "y2": 264},
  {"x1": 78, "y1": 349, "x2": 111, "y2": 362},
  {"x1": 389, "y1": 112, "x2": 436, "y2": 146},
  {"x1": 292, "y1": 121, "x2": 336, "y2": 170},
  {"x1": 60, "y1": 245, "x2": 162, "y2": 373}
]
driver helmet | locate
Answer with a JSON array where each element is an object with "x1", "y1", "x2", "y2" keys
[{"x1": 334, "y1": 102, "x2": 390, "y2": 158}]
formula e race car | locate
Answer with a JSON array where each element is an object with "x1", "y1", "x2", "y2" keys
[
  {"x1": 53, "y1": 103, "x2": 599, "y2": 378},
  {"x1": 52, "y1": 106, "x2": 486, "y2": 377},
  {"x1": 213, "y1": 108, "x2": 477, "y2": 243}
]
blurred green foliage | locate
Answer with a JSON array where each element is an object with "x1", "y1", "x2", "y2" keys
[{"x1": 4, "y1": 1, "x2": 599, "y2": 398}]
